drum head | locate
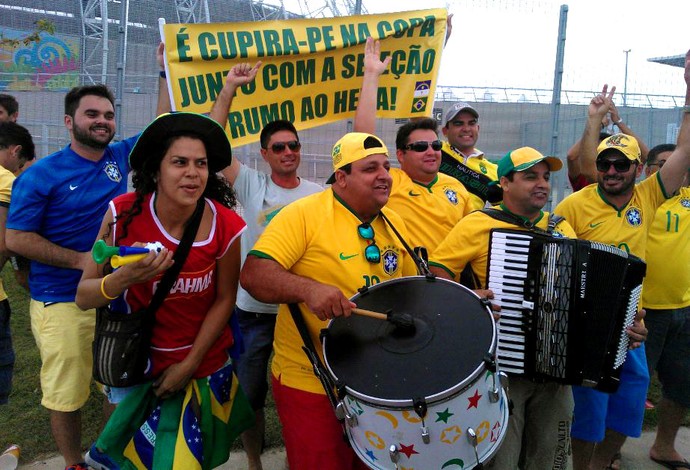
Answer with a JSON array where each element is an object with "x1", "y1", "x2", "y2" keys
[{"x1": 323, "y1": 277, "x2": 495, "y2": 403}]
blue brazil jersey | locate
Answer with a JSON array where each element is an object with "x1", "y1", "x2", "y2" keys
[{"x1": 7, "y1": 136, "x2": 137, "y2": 302}]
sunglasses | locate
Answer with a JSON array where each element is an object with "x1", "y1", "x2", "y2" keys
[
  {"x1": 357, "y1": 223, "x2": 381, "y2": 263},
  {"x1": 270, "y1": 140, "x2": 301, "y2": 153},
  {"x1": 647, "y1": 160, "x2": 666, "y2": 168},
  {"x1": 403, "y1": 140, "x2": 443, "y2": 152},
  {"x1": 596, "y1": 159, "x2": 633, "y2": 173}
]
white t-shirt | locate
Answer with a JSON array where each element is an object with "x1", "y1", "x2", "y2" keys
[{"x1": 234, "y1": 164, "x2": 322, "y2": 313}]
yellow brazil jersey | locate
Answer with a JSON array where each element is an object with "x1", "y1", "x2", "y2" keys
[
  {"x1": 429, "y1": 207, "x2": 576, "y2": 288},
  {"x1": 439, "y1": 142, "x2": 499, "y2": 212},
  {"x1": 642, "y1": 186, "x2": 690, "y2": 309},
  {"x1": 387, "y1": 168, "x2": 471, "y2": 253},
  {"x1": 249, "y1": 189, "x2": 418, "y2": 394},
  {"x1": 555, "y1": 172, "x2": 668, "y2": 259},
  {"x1": 0, "y1": 166, "x2": 14, "y2": 301}
]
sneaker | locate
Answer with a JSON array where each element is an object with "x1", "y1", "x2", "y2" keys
[
  {"x1": 84, "y1": 444, "x2": 120, "y2": 470},
  {"x1": 65, "y1": 464, "x2": 89, "y2": 470}
]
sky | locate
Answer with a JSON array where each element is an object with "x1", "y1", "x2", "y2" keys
[{"x1": 274, "y1": 0, "x2": 690, "y2": 102}]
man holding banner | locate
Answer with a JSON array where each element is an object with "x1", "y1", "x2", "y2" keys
[{"x1": 354, "y1": 37, "x2": 471, "y2": 252}]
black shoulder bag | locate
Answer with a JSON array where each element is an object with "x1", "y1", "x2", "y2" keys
[{"x1": 92, "y1": 198, "x2": 204, "y2": 387}]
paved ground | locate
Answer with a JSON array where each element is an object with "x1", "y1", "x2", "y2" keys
[{"x1": 18, "y1": 427, "x2": 690, "y2": 469}]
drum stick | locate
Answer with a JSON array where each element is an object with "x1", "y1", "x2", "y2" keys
[{"x1": 352, "y1": 307, "x2": 388, "y2": 320}]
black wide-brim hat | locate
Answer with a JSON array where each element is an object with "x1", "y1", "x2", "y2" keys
[{"x1": 129, "y1": 112, "x2": 232, "y2": 173}]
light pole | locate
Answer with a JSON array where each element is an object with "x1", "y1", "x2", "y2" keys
[{"x1": 623, "y1": 49, "x2": 631, "y2": 107}]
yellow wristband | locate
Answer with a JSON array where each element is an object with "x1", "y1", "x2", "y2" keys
[{"x1": 100, "y1": 274, "x2": 118, "y2": 300}]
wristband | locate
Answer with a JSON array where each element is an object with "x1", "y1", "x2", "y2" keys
[
  {"x1": 100, "y1": 274, "x2": 118, "y2": 300},
  {"x1": 159, "y1": 70, "x2": 166, "y2": 79},
  {"x1": 614, "y1": 119, "x2": 623, "y2": 125}
]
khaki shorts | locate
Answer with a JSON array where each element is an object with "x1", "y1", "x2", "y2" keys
[
  {"x1": 487, "y1": 377, "x2": 573, "y2": 470},
  {"x1": 30, "y1": 300, "x2": 95, "y2": 412}
]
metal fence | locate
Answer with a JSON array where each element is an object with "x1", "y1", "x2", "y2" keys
[{"x1": 1, "y1": 0, "x2": 686, "y2": 207}]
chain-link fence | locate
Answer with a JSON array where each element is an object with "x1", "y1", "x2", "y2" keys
[{"x1": 1, "y1": 0, "x2": 686, "y2": 206}]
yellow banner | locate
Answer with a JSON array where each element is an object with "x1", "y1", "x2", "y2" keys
[{"x1": 161, "y1": 9, "x2": 447, "y2": 147}]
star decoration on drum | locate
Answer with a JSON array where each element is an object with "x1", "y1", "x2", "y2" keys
[
  {"x1": 436, "y1": 408, "x2": 454, "y2": 423},
  {"x1": 467, "y1": 389, "x2": 482, "y2": 409},
  {"x1": 440, "y1": 425, "x2": 463, "y2": 444},
  {"x1": 491, "y1": 421, "x2": 502, "y2": 443},
  {"x1": 399, "y1": 443, "x2": 419, "y2": 458},
  {"x1": 364, "y1": 449, "x2": 378, "y2": 463}
]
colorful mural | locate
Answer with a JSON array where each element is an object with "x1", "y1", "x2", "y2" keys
[{"x1": 0, "y1": 28, "x2": 80, "y2": 91}]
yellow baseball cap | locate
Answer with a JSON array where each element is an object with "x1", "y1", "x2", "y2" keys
[
  {"x1": 497, "y1": 147, "x2": 563, "y2": 179},
  {"x1": 326, "y1": 132, "x2": 388, "y2": 184},
  {"x1": 597, "y1": 133, "x2": 641, "y2": 161}
]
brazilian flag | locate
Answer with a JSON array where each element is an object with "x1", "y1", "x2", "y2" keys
[{"x1": 97, "y1": 362, "x2": 254, "y2": 469}]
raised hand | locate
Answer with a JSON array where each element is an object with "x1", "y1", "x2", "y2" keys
[
  {"x1": 225, "y1": 61, "x2": 261, "y2": 88},
  {"x1": 156, "y1": 42, "x2": 165, "y2": 72},
  {"x1": 364, "y1": 36, "x2": 391, "y2": 77},
  {"x1": 589, "y1": 84, "x2": 616, "y2": 120}
]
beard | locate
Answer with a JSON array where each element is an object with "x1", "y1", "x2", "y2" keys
[
  {"x1": 72, "y1": 122, "x2": 114, "y2": 150},
  {"x1": 599, "y1": 173, "x2": 636, "y2": 196}
]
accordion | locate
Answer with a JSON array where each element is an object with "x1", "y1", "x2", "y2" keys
[{"x1": 487, "y1": 229, "x2": 646, "y2": 391}]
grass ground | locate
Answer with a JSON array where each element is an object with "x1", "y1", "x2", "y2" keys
[
  {"x1": 0, "y1": 265, "x2": 283, "y2": 465},
  {"x1": 0, "y1": 263, "x2": 687, "y2": 464}
]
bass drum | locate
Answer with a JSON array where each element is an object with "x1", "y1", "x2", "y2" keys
[{"x1": 322, "y1": 276, "x2": 508, "y2": 470}]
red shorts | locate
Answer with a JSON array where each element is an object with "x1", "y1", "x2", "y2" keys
[{"x1": 272, "y1": 374, "x2": 368, "y2": 470}]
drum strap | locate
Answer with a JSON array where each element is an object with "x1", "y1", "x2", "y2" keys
[
  {"x1": 480, "y1": 207, "x2": 566, "y2": 235},
  {"x1": 457, "y1": 209, "x2": 566, "y2": 290},
  {"x1": 287, "y1": 303, "x2": 343, "y2": 413},
  {"x1": 379, "y1": 210, "x2": 434, "y2": 277}
]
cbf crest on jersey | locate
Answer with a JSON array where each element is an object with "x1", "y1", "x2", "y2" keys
[
  {"x1": 625, "y1": 207, "x2": 642, "y2": 226},
  {"x1": 381, "y1": 246, "x2": 400, "y2": 276},
  {"x1": 444, "y1": 188, "x2": 459, "y2": 205},
  {"x1": 681, "y1": 198, "x2": 690, "y2": 209},
  {"x1": 103, "y1": 161, "x2": 123, "y2": 183}
]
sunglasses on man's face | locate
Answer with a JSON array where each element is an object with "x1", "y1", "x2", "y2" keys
[
  {"x1": 596, "y1": 159, "x2": 633, "y2": 173},
  {"x1": 270, "y1": 140, "x2": 301, "y2": 153},
  {"x1": 403, "y1": 140, "x2": 443, "y2": 152}
]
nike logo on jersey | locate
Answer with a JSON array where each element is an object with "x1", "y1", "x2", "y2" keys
[
  {"x1": 408, "y1": 190, "x2": 421, "y2": 197},
  {"x1": 69, "y1": 184, "x2": 79, "y2": 191},
  {"x1": 589, "y1": 222, "x2": 604, "y2": 228},
  {"x1": 339, "y1": 252, "x2": 358, "y2": 260}
]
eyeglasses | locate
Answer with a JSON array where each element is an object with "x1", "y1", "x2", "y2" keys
[
  {"x1": 596, "y1": 159, "x2": 633, "y2": 173},
  {"x1": 403, "y1": 140, "x2": 443, "y2": 152},
  {"x1": 357, "y1": 223, "x2": 381, "y2": 263},
  {"x1": 647, "y1": 160, "x2": 667, "y2": 168},
  {"x1": 270, "y1": 140, "x2": 301, "y2": 153}
]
